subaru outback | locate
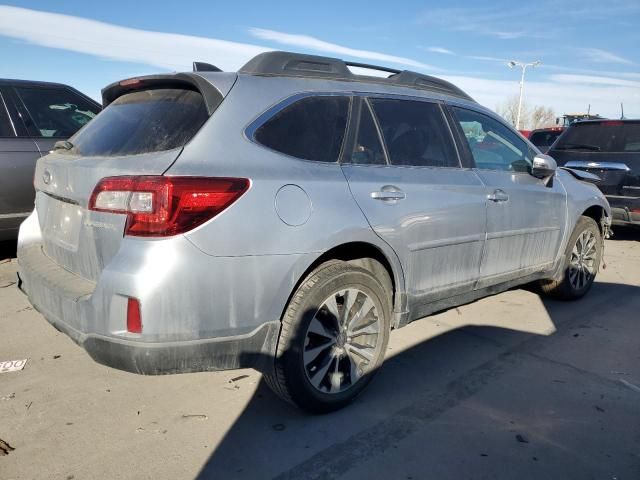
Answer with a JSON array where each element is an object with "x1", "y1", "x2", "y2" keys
[{"x1": 18, "y1": 52, "x2": 611, "y2": 412}]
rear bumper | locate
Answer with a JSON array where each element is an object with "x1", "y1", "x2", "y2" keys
[
  {"x1": 15, "y1": 210, "x2": 314, "y2": 376},
  {"x1": 607, "y1": 196, "x2": 640, "y2": 225},
  {"x1": 17, "y1": 273, "x2": 277, "y2": 374},
  {"x1": 16, "y1": 251, "x2": 279, "y2": 375}
]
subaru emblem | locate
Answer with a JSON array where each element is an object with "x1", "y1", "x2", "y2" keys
[{"x1": 42, "y1": 169, "x2": 52, "y2": 185}]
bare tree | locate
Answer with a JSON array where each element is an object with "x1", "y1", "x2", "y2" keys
[
  {"x1": 530, "y1": 105, "x2": 556, "y2": 129},
  {"x1": 496, "y1": 95, "x2": 528, "y2": 129},
  {"x1": 496, "y1": 96, "x2": 556, "y2": 130}
]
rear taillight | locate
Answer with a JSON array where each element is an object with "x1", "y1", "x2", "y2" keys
[{"x1": 89, "y1": 176, "x2": 250, "y2": 237}]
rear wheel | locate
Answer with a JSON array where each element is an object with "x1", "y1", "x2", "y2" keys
[
  {"x1": 540, "y1": 216, "x2": 602, "y2": 300},
  {"x1": 265, "y1": 260, "x2": 392, "y2": 413}
]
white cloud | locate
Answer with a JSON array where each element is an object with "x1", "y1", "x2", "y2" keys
[
  {"x1": 0, "y1": 6, "x2": 637, "y2": 119},
  {"x1": 426, "y1": 46, "x2": 455, "y2": 55},
  {"x1": 467, "y1": 55, "x2": 508, "y2": 63},
  {"x1": 444, "y1": 75, "x2": 639, "y2": 119},
  {"x1": 0, "y1": 5, "x2": 269, "y2": 71},
  {"x1": 0, "y1": 7, "x2": 439, "y2": 73},
  {"x1": 418, "y1": 7, "x2": 538, "y2": 40},
  {"x1": 249, "y1": 28, "x2": 438, "y2": 70},
  {"x1": 550, "y1": 74, "x2": 640, "y2": 88},
  {"x1": 579, "y1": 48, "x2": 633, "y2": 65}
]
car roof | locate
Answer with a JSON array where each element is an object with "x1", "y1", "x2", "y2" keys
[
  {"x1": 530, "y1": 127, "x2": 564, "y2": 133},
  {"x1": 0, "y1": 78, "x2": 71, "y2": 88},
  {"x1": 570, "y1": 119, "x2": 639, "y2": 125},
  {"x1": 237, "y1": 51, "x2": 475, "y2": 103}
]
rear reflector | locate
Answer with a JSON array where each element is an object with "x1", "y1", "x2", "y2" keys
[
  {"x1": 127, "y1": 298, "x2": 142, "y2": 334},
  {"x1": 89, "y1": 176, "x2": 250, "y2": 237}
]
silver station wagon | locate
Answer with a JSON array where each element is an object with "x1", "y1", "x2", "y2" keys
[{"x1": 18, "y1": 52, "x2": 611, "y2": 412}]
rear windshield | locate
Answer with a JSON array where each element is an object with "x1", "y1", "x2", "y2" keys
[
  {"x1": 67, "y1": 88, "x2": 209, "y2": 156},
  {"x1": 554, "y1": 122, "x2": 640, "y2": 153},
  {"x1": 529, "y1": 130, "x2": 562, "y2": 148}
]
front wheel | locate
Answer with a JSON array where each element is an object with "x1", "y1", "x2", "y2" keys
[
  {"x1": 540, "y1": 216, "x2": 602, "y2": 300},
  {"x1": 264, "y1": 260, "x2": 392, "y2": 413}
]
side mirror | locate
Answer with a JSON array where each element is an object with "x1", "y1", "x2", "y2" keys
[{"x1": 532, "y1": 154, "x2": 557, "y2": 179}]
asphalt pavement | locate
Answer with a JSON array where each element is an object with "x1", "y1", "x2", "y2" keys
[{"x1": 1, "y1": 230, "x2": 639, "y2": 480}]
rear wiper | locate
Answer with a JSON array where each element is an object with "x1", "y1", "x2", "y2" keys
[
  {"x1": 53, "y1": 140, "x2": 74, "y2": 151},
  {"x1": 555, "y1": 143, "x2": 601, "y2": 151}
]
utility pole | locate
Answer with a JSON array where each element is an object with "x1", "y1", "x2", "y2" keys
[{"x1": 507, "y1": 60, "x2": 541, "y2": 129}]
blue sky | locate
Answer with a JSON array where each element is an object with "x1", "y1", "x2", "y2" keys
[{"x1": 1, "y1": 1, "x2": 639, "y2": 119}]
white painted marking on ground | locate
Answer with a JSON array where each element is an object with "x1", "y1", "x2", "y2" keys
[{"x1": 0, "y1": 359, "x2": 27, "y2": 373}]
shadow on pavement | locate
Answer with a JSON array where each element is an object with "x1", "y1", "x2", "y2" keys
[
  {"x1": 0, "y1": 239, "x2": 17, "y2": 262},
  {"x1": 196, "y1": 281, "x2": 640, "y2": 479},
  {"x1": 610, "y1": 225, "x2": 640, "y2": 241}
]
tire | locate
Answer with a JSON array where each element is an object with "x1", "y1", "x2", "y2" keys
[
  {"x1": 539, "y1": 216, "x2": 602, "y2": 300},
  {"x1": 265, "y1": 260, "x2": 392, "y2": 413}
]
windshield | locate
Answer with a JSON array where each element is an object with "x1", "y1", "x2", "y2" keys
[
  {"x1": 67, "y1": 88, "x2": 209, "y2": 156},
  {"x1": 553, "y1": 122, "x2": 640, "y2": 153}
]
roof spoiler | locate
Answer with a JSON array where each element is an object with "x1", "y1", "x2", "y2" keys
[
  {"x1": 193, "y1": 61, "x2": 222, "y2": 72},
  {"x1": 101, "y1": 73, "x2": 224, "y2": 115}
]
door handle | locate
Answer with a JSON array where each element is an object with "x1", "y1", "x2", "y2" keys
[
  {"x1": 487, "y1": 189, "x2": 509, "y2": 202},
  {"x1": 371, "y1": 189, "x2": 406, "y2": 201}
]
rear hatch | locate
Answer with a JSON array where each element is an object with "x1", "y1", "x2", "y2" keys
[
  {"x1": 549, "y1": 120, "x2": 640, "y2": 197},
  {"x1": 33, "y1": 73, "x2": 233, "y2": 281}
]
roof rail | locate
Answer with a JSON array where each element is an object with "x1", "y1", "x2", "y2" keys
[{"x1": 238, "y1": 51, "x2": 474, "y2": 102}]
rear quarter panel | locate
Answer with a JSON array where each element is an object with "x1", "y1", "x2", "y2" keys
[{"x1": 166, "y1": 75, "x2": 408, "y2": 320}]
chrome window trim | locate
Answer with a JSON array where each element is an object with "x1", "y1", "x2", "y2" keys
[{"x1": 245, "y1": 90, "x2": 464, "y2": 169}]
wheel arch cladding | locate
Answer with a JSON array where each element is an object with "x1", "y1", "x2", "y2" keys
[
  {"x1": 582, "y1": 205, "x2": 607, "y2": 233},
  {"x1": 280, "y1": 242, "x2": 400, "y2": 323}
]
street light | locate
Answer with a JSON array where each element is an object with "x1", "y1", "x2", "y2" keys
[{"x1": 507, "y1": 60, "x2": 541, "y2": 130}]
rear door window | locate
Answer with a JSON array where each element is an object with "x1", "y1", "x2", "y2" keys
[
  {"x1": 67, "y1": 88, "x2": 209, "y2": 157},
  {"x1": 342, "y1": 99, "x2": 387, "y2": 165},
  {"x1": 14, "y1": 86, "x2": 99, "y2": 138},
  {"x1": 0, "y1": 94, "x2": 15, "y2": 137},
  {"x1": 622, "y1": 123, "x2": 640, "y2": 152},
  {"x1": 554, "y1": 122, "x2": 640, "y2": 153},
  {"x1": 254, "y1": 96, "x2": 349, "y2": 163},
  {"x1": 452, "y1": 106, "x2": 533, "y2": 173},
  {"x1": 369, "y1": 98, "x2": 459, "y2": 168}
]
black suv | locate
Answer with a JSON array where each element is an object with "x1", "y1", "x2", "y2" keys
[
  {"x1": 549, "y1": 119, "x2": 640, "y2": 226},
  {"x1": 0, "y1": 79, "x2": 101, "y2": 240}
]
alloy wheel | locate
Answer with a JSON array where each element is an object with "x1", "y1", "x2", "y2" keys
[
  {"x1": 303, "y1": 288, "x2": 382, "y2": 394},
  {"x1": 568, "y1": 229, "x2": 597, "y2": 290}
]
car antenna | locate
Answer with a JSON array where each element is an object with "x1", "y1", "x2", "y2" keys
[{"x1": 621, "y1": 103, "x2": 625, "y2": 119}]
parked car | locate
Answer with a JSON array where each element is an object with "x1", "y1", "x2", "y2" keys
[
  {"x1": 0, "y1": 79, "x2": 101, "y2": 241},
  {"x1": 17, "y1": 52, "x2": 611, "y2": 413},
  {"x1": 518, "y1": 129, "x2": 532, "y2": 139},
  {"x1": 529, "y1": 126, "x2": 565, "y2": 153},
  {"x1": 549, "y1": 119, "x2": 640, "y2": 226}
]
